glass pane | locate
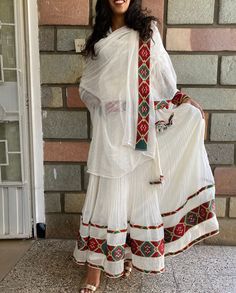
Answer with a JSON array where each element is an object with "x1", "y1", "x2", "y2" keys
[
  {"x1": 0, "y1": 122, "x2": 20, "y2": 151},
  {"x1": 1, "y1": 153, "x2": 22, "y2": 182},
  {"x1": 0, "y1": 141, "x2": 7, "y2": 164},
  {"x1": 0, "y1": 0, "x2": 14, "y2": 23},
  {"x1": 3, "y1": 70, "x2": 17, "y2": 81},
  {"x1": 0, "y1": 26, "x2": 16, "y2": 68}
]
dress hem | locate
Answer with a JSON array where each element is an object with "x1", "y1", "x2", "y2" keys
[{"x1": 72, "y1": 228, "x2": 219, "y2": 279}]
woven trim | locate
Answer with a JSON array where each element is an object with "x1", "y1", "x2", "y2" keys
[
  {"x1": 82, "y1": 221, "x2": 163, "y2": 233},
  {"x1": 72, "y1": 229, "x2": 219, "y2": 278},
  {"x1": 164, "y1": 199, "x2": 216, "y2": 243},
  {"x1": 135, "y1": 38, "x2": 151, "y2": 151},
  {"x1": 171, "y1": 90, "x2": 190, "y2": 106},
  {"x1": 161, "y1": 184, "x2": 215, "y2": 217},
  {"x1": 165, "y1": 229, "x2": 219, "y2": 257},
  {"x1": 81, "y1": 184, "x2": 215, "y2": 232},
  {"x1": 154, "y1": 99, "x2": 172, "y2": 110},
  {"x1": 76, "y1": 199, "x2": 217, "y2": 261}
]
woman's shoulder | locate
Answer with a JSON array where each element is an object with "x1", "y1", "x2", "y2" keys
[
  {"x1": 150, "y1": 20, "x2": 165, "y2": 53},
  {"x1": 150, "y1": 20, "x2": 162, "y2": 41}
]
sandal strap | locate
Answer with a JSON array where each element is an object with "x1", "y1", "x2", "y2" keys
[
  {"x1": 82, "y1": 284, "x2": 97, "y2": 291},
  {"x1": 125, "y1": 266, "x2": 132, "y2": 272}
]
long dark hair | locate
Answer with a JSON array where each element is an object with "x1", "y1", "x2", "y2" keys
[{"x1": 82, "y1": 0, "x2": 160, "y2": 57}]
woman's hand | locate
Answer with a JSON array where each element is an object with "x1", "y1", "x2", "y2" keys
[{"x1": 181, "y1": 97, "x2": 205, "y2": 119}]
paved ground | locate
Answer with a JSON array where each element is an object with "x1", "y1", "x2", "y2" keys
[{"x1": 0, "y1": 240, "x2": 235, "y2": 293}]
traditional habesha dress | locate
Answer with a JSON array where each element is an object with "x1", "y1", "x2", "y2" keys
[{"x1": 72, "y1": 20, "x2": 219, "y2": 278}]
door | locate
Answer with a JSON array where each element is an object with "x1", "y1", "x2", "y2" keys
[{"x1": 0, "y1": 0, "x2": 32, "y2": 238}]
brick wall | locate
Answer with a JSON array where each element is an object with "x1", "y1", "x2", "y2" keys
[{"x1": 38, "y1": 0, "x2": 236, "y2": 244}]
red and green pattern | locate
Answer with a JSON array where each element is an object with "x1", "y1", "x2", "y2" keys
[
  {"x1": 76, "y1": 199, "x2": 217, "y2": 262},
  {"x1": 135, "y1": 38, "x2": 151, "y2": 151},
  {"x1": 73, "y1": 228, "x2": 219, "y2": 277},
  {"x1": 171, "y1": 90, "x2": 190, "y2": 106},
  {"x1": 154, "y1": 99, "x2": 172, "y2": 110},
  {"x1": 164, "y1": 199, "x2": 216, "y2": 242},
  {"x1": 130, "y1": 238, "x2": 164, "y2": 257},
  {"x1": 161, "y1": 184, "x2": 215, "y2": 217}
]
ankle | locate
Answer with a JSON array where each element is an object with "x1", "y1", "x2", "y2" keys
[{"x1": 84, "y1": 267, "x2": 101, "y2": 287}]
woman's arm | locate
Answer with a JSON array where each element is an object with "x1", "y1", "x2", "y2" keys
[{"x1": 151, "y1": 22, "x2": 205, "y2": 118}]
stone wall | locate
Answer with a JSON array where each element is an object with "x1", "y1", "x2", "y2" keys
[{"x1": 38, "y1": 0, "x2": 236, "y2": 244}]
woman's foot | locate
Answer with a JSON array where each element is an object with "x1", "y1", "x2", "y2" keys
[
  {"x1": 123, "y1": 260, "x2": 133, "y2": 277},
  {"x1": 79, "y1": 266, "x2": 101, "y2": 293}
]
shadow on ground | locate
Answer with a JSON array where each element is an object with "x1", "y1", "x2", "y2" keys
[{"x1": 0, "y1": 240, "x2": 235, "y2": 292}]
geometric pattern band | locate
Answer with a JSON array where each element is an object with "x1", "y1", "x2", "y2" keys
[
  {"x1": 81, "y1": 184, "x2": 215, "y2": 231},
  {"x1": 171, "y1": 90, "x2": 191, "y2": 106},
  {"x1": 135, "y1": 38, "x2": 151, "y2": 151},
  {"x1": 134, "y1": 40, "x2": 191, "y2": 150},
  {"x1": 76, "y1": 199, "x2": 216, "y2": 262}
]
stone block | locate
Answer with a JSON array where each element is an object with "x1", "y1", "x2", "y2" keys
[
  {"x1": 204, "y1": 219, "x2": 236, "y2": 245},
  {"x1": 214, "y1": 167, "x2": 236, "y2": 195},
  {"x1": 44, "y1": 193, "x2": 61, "y2": 213},
  {"x1": 204, "y1": 112, "x2": 209, "y2": 141},
  {"x1": 211, "y1": 114, "x2": 236, "y2": 141},
  {"x1": 45, "y1": 213, "x2": 80, "y2": 239},
  {"x1": 219, "y1": 0, "x2": 236, "y2": 24},
  {"x1": 44, "y1": 164, "x2": 82, "y2": 191},
  {"x1": 142, "y1": 0, "x2": 165, "y2": 34},
  {"x1": 170, "y1": 55, "x2": 218, "y2": 85},
  {"x1": 42, "y1": 110, "x2": 88, "y2": 139},
  {"x1": 64, "y1": 193, "x2": 86, "y2": 213},
  {"x1": 166, "y1": 28, "x2": 236, "y2": 51},
  {"x1": 221, "y1": 56, "x2": 236, "y2": 85},
  {"x1": 215, "y1": 197, "x2": 227, "y2": 218},
  {"x1": 205, "y1": 144, "x2": 234, "y2": 165},
  {"x1": 181, "y1": 88, "x2": 236, "y2": 110},
  {"x1": 167, "y1": 0, "x2": 215, "y2": 24},
  {"x1": 41, "y1": 86, "x2": 63, "y2": 108},
  {"x1": 57, "y1": 28, "x2": 92, "y2": 51},
  {"x1": 39, "y1": 27, "x2": 54, "y2": 51},
  {"x1": 66, "y1": 87, "x2": 86, "y2": 108},
  {"x1": 44, "y1": 141, "x2": 90, "y2": 162},
  {"x1": 38, "y1": 0, "x2": 89, "y2": 25},
  {"x1": 229, "y1": 197, "x2": 236, "y2": 218},
  {"x1": 84, "y1": 165, "x2": 90, "y2": 190},
  {"x1": 40, "y1": 54, "x2": 83, "y2": 84}
]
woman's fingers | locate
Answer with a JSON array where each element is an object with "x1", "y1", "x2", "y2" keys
[
  {"x1": 191, "y1": 100, "x2": 205, "y2": 119},
  {"x1": 182, "y1": 98, "x2": 205, "y2": 120}
]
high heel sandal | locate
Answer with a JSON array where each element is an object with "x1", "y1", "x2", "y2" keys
[{"x1": 122, "y1": 260, "x2": 133, "y2": 278}]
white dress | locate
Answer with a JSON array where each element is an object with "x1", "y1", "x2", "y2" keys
[{"x1": 72, "y1": 23, "x2": 219, "y2": 278}]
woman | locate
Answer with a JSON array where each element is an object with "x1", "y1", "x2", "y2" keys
[{"x1": 72, "y1": 0, "x2": 220, "y2": 292}]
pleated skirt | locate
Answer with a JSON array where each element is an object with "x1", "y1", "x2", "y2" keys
[{"x1": 72, "y1": 102, "x2": 220, "y2": 278}]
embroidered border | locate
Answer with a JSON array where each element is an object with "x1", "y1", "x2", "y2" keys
[
  {"x1": 164, "y1": 199, "x2": 216, "y2": 242},
  {"x1": 154, "y1": 99, "x2": 172, "y2": 110},
  {"x1": 165, "y1": 229, "x2": 219, "y2": 257},
  {"x1": 76, "y1": 199, "x2": 216, "y2": 261},
  {"x1": 81, "y1": 184, "x2": 215, "y2": 233},
  {"x1": 161, "y1": 184, "x2": 215, "y2": 217},
  {"x1": 135, "y1": 38, "x2": 151, "y2": 151},
  {"x1": 82, "y1": 221, "x2": 163, "y2": 233},
  {"x1": 73, "y1": 229, "x2": 219, "y2": 278},
  {"x1": 171, "y1": 90, "x2": 190, "y2": 106}
]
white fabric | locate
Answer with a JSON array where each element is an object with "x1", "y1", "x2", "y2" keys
[
  {"x1": 73, "y1": 103, "x2": 219, "y2": 277},
  {"x1": 79, "y1": 21, "x2": 178, "y2": 179}
]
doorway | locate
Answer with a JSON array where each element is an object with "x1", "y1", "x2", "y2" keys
[{"x1": 0, "y1": 0, "x2": 43, "y2": 239}]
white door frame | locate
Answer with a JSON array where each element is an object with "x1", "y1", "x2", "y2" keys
[{"x1": 23, "y1": 0, "x2": 45, "y2": 237}]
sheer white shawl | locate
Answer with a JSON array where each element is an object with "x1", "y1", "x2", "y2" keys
[{"x1": 79, "y1": 21, "x2": 178, "y2": 180}]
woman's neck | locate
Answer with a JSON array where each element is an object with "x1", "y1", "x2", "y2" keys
[{"x1": 111, "y1": 14, "x2": 125, "y2": 31}]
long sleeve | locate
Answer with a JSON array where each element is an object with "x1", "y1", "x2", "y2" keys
[
  {"x1": 79, "y1": 87, "x2": 101, "y2": 126},
  {"x1": 150, "y1": 22, "x2": 178, "y2": 102},
  {"x1": 150, "y1": 22, "x2": 191, "y2": 106}
]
